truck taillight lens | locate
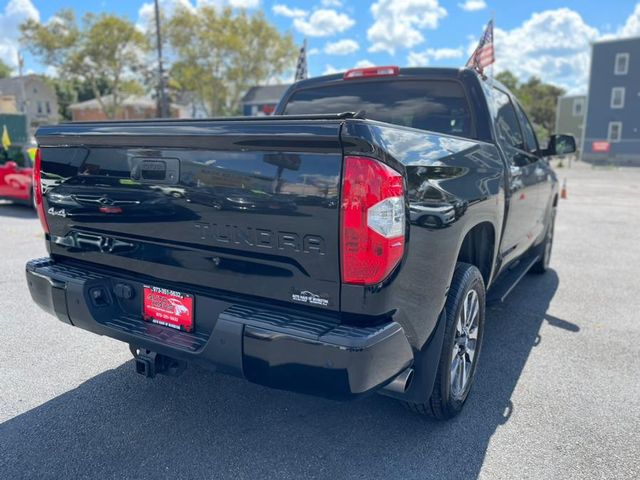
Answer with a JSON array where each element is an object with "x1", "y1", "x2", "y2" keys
[
  {"x1": 33, "y1": 148, "x2": 49, "y2": 234},
  {"x1": 340, "y1": 156, "x2": 405, "y2": 285}
]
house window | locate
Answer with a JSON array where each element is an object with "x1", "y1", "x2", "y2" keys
[
  {"x1": 572, "y1": 98, "x2": 584, "y2": 116},
  {"x1": 46, "y1": 102, "x2": 51, "y2": 114},
  {"x1": 614, "y1": 53, "x2": 629, "y2": 75},
  {"x1": 608, "y1": 121, "x2": 622, "y2": 142},
  {"x1": 610, "y1": 87, "x2": 625, "y2": 109},
  {"x1": 37, "y1": 101, "x2": 43, "y2": 114}
]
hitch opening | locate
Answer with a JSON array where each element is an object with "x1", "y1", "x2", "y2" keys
[{"x1": 129, "y1": 345, "x2": 187, "y2": 378}]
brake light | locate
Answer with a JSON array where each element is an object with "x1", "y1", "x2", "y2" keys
[
  {"x1": 343, "y1": 65, "x2": 399, "y2": 80},
  {"x1": 33, "y1": 148, "x2": 49, "y2": 234},
  {"x1": 340, "y1": 156, "x2": 405, "y2": 285}
]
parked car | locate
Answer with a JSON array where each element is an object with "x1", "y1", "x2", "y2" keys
[
  {"x1": 0, "y1": 146, "x2": 36, "y2": 206},
  {"x1": 26, "y1": 66, "x2": 575, "y2": 419}
]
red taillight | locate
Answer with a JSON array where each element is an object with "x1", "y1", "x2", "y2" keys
[
  {"x1": 340, "y1": 156, "x2": 405, "y2": 285},
  {"x1": 33, "y1": 148, "x2": 49, "y2": 234},
  {"x1": 343, "y1": 65, "x2": 399, "y2": 80}
]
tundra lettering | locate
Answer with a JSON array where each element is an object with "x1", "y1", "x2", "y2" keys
[{"x1": 194, "y1": 222, "x2": 326, "y2": 254}]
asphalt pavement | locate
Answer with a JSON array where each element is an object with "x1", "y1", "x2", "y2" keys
[{"x1": 1, "y1": 161, "x2": 639, "y2": 479}]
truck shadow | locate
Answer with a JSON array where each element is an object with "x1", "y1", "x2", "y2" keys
[{"x1": 0, "y1": 270, "x2": 575, "y2": 479}]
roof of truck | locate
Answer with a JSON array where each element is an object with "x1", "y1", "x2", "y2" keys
[{"x1": 290, "y1": 67, "x2": 477, "y2": 90}]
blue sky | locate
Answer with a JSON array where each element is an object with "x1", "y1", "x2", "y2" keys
[{"x1": 2, "y1": 0, "x2": 640, "y2": 92}]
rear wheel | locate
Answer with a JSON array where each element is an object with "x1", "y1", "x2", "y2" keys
[{"x1": 404, "y1": 263, "x2": 485, "y2": 419}]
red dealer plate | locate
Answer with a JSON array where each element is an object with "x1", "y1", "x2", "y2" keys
[{"x1": 142, "y1": 285, "x2": 194, "y2": 332}]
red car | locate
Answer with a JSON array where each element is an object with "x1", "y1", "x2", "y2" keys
[{"x1": 0, "y1": 147, "x2": 35, "y2": 206}]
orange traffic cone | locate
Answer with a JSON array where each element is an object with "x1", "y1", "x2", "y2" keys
[{"x1": 560, "y1": 179, "x2": 568, "y2": 199}]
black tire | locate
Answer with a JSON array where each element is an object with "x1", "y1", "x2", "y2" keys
[
  {"x1": 404, "y1": 263, "x2": 486, "y2": 419},
  {"x1": 530, "y1": 206, "x2": 556, "y2": 274}
]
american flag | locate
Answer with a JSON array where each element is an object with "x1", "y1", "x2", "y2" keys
[
  {"x1": 294, "y1": 39, "x2": 308, "y2": 82},
  {"x1": 466, "y1": 20, "x2": 495, "y2": 74}
]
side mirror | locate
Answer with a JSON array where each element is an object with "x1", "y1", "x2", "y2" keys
[
  {"x1": 546, "y1": 134, "x2": 576, "y2": 156},
  {"x1": 3, "y1": 161, "x2": 18, "y2": 170}
]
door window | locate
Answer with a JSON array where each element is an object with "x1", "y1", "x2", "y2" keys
[
  {"x1": 515, "y1": 104, "x2": 539, "y2": 153},
  {"x1": 492, "y1": 88, "x2": 524, "y2": 151}
]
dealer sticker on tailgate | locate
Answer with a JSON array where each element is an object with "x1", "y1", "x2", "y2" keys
[{"x1": 143, "y1": 285, "x2": 194, "y2": 332}]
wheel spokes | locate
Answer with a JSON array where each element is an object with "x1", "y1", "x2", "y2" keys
[
  {"x1": 458, "y1": 356, "x2": 467, "y2": 392},
  {"x1": 467, "y1": 339, "x2": 477, "y2": 361},
  {"x1": 451, "y1": 289, "x2": 481, "y2": 397},
  {"x1": 451, "y1": 356, "x2": 460, "y2": 388}
]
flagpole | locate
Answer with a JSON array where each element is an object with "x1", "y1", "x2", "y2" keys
[
  {"x1": 303, "y1": 38, "x2": 308, "y2": 79},
  {"x1": 490, "y1": 11, "x2": 495, "y2": 84}
]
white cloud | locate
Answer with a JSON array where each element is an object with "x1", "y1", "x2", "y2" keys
[
  {"x1": 488, "y1": 8, "x2": 599, "y2": 92},
  {"x1": 324, "y1": 39, "x2": 359, "y2": 55},
  {"x1": 619, "y1": 3, "x2": 640, "y2": 37},
  {"x1": 367, "y1": 0, "x2": 447, "y2": 54},
  {"x1": 323, "y1": 64, "x2": 342, "y2": 75},
  {"x1": 429, "y1": 47, "x2": 463, "y2": 60},
  {"x1": 137, "y1": 0, "x2": 194, "y2": 30},
  {"x1": 458, "y1": 0, "x2": 486, "y2": 12},
  {"x1": 407, "y1": 47, "x2": 463, "y2": 66},
  {"x1": 308, "y1": 48, "x2": 320, "y2": 55},
  {"x1": 354, "y1": 59, "x2": 375, "y2": 68},
  {"x1": 294, "y1": 9, "x2": 355, "y2": 37},
  {"x1": 407, "y1": 51, "x2": 430, "y2": 67},
  {"x1": 196, "y1": 0, "x2": 260, "y2": 8},
  {"x1": 0, "y1": 0, "x2": 40, "y2": 71},
  {"x1": 228, "y1": 0, "x2": 260, "y2": 7},
  {"x1": 322, "y1": 59, "x2": 375, "y2": 76},
  {"x1": 272, "y1": 4, "x2": 307, "y2": 18},
  {"x1": 321, "y1": 0, "x2": 342, "y2": 6}
]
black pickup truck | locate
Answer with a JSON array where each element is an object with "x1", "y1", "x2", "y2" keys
[{"x1": 26, "y1": 66, "x2": 576, "y2": 419}]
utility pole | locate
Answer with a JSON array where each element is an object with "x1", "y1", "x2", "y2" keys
[
  {"x1": 154, "y1": 0, "x2": 169, "y2": 118},
  {"x1": 17, "y1": 51, "x2": 30, "y2": 141}
]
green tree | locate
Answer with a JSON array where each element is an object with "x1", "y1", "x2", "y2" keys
[
  {"x1": 0, "y1": 59, "x2": 11, "y2": 79},
  {"x1": 43, "y1": 76, "x2": 111, "y2": 121},
  {"x1": 495, "y1": 71, "x2": 518, "y2": 92},
  {"x1": 518, "y1": 77, "x2": 565, "y2": 139},
  {"x1": 20, "y1": 11, "x2": 149, "y2": 119},
  {"x1": 495, "y1": 70, "x2": 565, "y2": 142},
  {"x1": 166, "y1": 6, "x2": 297, "y2": 116}
]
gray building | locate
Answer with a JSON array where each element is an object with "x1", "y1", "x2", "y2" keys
[
  {"x1": 0, "y1": 75, "x2": 59, "y2": 140},
  {"x1": 242, "y1": 85, "x2": 290, "y2": 116},
  {"x1": 555, "y1": 94, "x2": 586, "y2": 149},
  {"x1": 582, "y1": 37, "x2": 640, "y2": 165}
]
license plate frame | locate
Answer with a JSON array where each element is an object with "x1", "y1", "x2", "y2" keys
[{"x1": 142, "y1": 285, "x2": 194, "y2": 332}]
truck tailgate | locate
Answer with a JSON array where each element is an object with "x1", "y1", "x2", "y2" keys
[{"x1": 36, "y1": 119, "x2": 343, "y2": 311}]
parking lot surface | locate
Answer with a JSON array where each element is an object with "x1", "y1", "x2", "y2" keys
[{"x1": 1, "y1": 162, "x2": 639, "y2": 479}]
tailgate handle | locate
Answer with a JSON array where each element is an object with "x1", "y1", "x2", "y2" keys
[{"x1": 131, "y1": 157, "x2": 180, "y2": 185}]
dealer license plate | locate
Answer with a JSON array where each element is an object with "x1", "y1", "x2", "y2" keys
[{"x1": 142, "y1": 285, "x2": 194, "y2": 332}]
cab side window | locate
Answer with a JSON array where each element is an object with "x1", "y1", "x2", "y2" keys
[
  {"x1": 515, "y1": 103, "x2": 539, "y2": 153},
  {"x1": 492, "y1": 88, "x2": 524, "y2": 151}
]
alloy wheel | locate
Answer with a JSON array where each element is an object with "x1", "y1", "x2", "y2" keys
[{"x1": 450, "y1": 289, "x2": 480, "y2": 398}]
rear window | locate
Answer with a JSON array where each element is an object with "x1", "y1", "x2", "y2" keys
[{"x1": 282, "y1": 79, "x2": 473, "y2": 139}]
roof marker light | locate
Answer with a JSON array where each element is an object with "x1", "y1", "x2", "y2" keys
[{"x1": 343, "y1": 66, "x2": 400, "y2": 80}]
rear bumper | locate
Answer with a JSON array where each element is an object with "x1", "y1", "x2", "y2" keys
[{"x1": 26, "y1": 257, "x2": 413, "y2": 399}]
